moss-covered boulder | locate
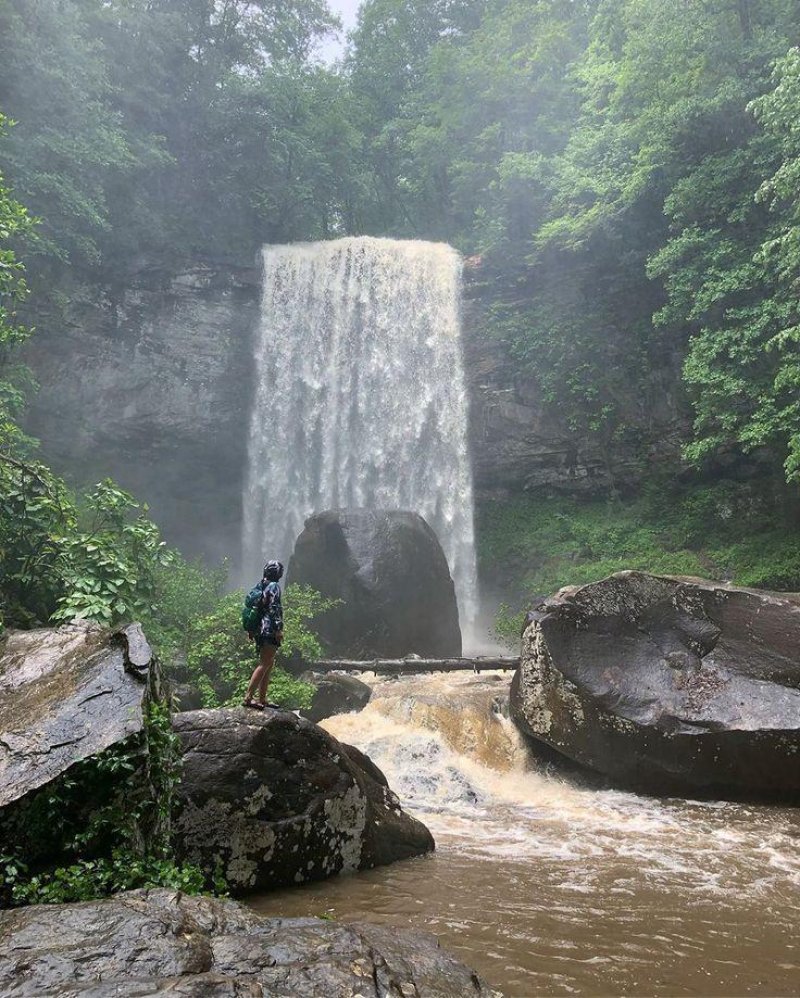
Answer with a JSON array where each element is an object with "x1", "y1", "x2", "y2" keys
[{"x1": 172, "y1": 708, "x2": 434, "y2": 894}]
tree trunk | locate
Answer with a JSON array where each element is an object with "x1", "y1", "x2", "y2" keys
[
  {"x1": 737, "y1": 0, "x2": 753, "y2": 40},
  {"x1": 310, "y1": 657, "x2": 520, "y2": 675}
]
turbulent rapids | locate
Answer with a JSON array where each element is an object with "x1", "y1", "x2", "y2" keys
[
  {"x1": 242, "y1": 237, "x2": 477, "y2": 627},
  {"x1": 253, "y1": 673, "x2": 800, "y2": 997}
]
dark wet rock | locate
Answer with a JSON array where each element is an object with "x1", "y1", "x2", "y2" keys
[
  {"x1": 299, "y1": 671, "x2": 372, "y2": 723},
  {"x1": 511, "y1": 571, "x2": 800, "y2": 797},
  {"x1": 172, "y1": 708, "x2": 434, "y2": 894},
  {"x1": 288, "y1": 508, "x2": 462, "y2": 658},
  {"x1": 0, "y1": 888, "x2": 497, "y2": 997},
  {"x1": 0, "y1": 623, "x2": 166, "y2": 868},
  {"x1": 171, "y1": 682, "x2": 205, "y2": 713}
]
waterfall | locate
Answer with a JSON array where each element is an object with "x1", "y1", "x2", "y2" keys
[{"x1": 242, "y1": 236, "x2": 478, "y2": 630}]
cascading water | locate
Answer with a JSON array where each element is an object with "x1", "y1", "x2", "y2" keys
[
  {"x1": 242, "y1": 236, "x2": 478, "y2": 631},
  {"x1": 253, "y1": 673, "x2": 800, "y2": 997}
]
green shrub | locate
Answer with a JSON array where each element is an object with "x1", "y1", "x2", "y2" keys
[
  {"x1": 181, "y1": 585, "x2": 339, "y2": 710},
  {"x1": 0, "y1": 465, "x2": 171, "y2": 629},
  {"x1": 0, "y1": 698, "x2": 222, "y2": 907},
  {"x1": 5, "y1": 852, "x2": 208, "y2": 906}
]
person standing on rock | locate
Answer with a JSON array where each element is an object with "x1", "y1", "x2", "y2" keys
[{"x1": 243, "y1": 560, "x2": 284, "y2": 710}]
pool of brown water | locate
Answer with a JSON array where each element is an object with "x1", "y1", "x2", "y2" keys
[{"x1": 250, "y1": 675, "x2": 800, "y2": 997}]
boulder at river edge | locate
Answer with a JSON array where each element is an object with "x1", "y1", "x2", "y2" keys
[
  {"x1": 0, "y1": 888, "x2": 498, "y2": 997},
  {"x1": 511, "y1": 571, "x2": 800, "y2": 797},
  {"x1": 0, "y1": 621, "x2": 166, "y2": 865},
  {"x1": 172, "y1": 707, "x2": 434, "y2": 893},
  {"x1": 300, "y1": 670, "x2": 372, "y2": 723},
  {"x1": 288, "y1": 508, "x2": 462, "y2": 658}
]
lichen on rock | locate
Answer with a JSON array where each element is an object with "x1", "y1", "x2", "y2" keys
[{"x1": 172, "y1": 707, "x2": 434, "y2": 894}]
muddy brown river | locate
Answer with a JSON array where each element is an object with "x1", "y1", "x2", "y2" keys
[{"x1": 250, "y1": 674, "x2": 800, "y2": 997}]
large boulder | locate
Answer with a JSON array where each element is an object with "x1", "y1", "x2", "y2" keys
[
  {"x1": 299, "y1": 671, "x2": 372, "y2": 723},
  {"x1": 0, "y1": 622, "x2": 166, "y2": 868},
  {"x1": 511, "y1": 571, "x2": 800, "y2": 797},
  {"x1": 288, "y1": 508, "x2": 462, "y2": 658},
  {"x1": 0, "y1": 888, "x2": 497, "y2": 997},
  {"x1": 172, "y1": 708, "x2": 434, "y2": 894}
]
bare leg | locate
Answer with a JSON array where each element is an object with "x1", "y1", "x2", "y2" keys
[
  {"x1": 257, "y1": 644, "x2": 278, "y2": 704},
  {"x1": 245, "y1": 658, "x2": 267, "y2": 703}
]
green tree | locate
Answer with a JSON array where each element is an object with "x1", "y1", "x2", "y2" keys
[
  {"x1": 648, "y1": 31, "x2": 800, "y2": 487},
  {"x1": 0, "y1": 112, "x2": 34, "y2": 456}
]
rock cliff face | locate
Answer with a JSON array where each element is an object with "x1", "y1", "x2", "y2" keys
[
  {"x1": 461, "y1": 264, "x2": 687, "y2": 499},
  {"x1": 21, "y1": 258, "x2": 686, "y2": 564},
  {"x1": 22, "y1": 264, "x2": 260, "y2": 567}
]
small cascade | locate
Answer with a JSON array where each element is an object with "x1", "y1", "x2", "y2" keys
[
  {"x1": 321, "y1": 672, "x2": 800, "y2": 876},
  {"x1": 242, "y1": 237, "x2": 477, "y2": 630},
  {"x1": 257, "y1": 672, "x2": 800, "y2": 996},
  {"x1": 322, "y1": 672, "x2": 595, "y2": 827}
]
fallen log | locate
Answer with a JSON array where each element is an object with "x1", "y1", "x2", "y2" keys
[{"x1": 309, "y1": 657, "x2": 520, "y2": 676}]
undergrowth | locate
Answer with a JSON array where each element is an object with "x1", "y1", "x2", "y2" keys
[
  {"x1": 478, "y1": 479, "x2": 800, "y2": 643},
  {"x1": 0, "y1": 699, "x2": 219, "y2": 907}
]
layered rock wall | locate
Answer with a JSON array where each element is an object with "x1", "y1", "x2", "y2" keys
[
  {"x1": 22, "y1": 265, "x2": 259, "y2": 567},
  {"x1": 461, "y1": 265, "x2": 687, "y2": 499},
  {"x1": 22, "y1": 259, "x2": 686, "y2": 564}
]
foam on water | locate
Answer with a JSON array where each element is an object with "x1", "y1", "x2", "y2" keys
[
  {"x1": 323, "y1": 674, "x2": 800, "y2": 897},
  {"x1": 255, "y1": 672, "x2": 800, "y2": 995}
]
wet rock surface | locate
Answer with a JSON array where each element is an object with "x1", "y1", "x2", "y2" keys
[
  {"x1": 511, "y1": 571, "x2": 800, "y2": 797},
  {"x1": 170, "y1": 681, "x2": 205, "y2": 713},
  {"x1": 299, "y1": 671, "x2": 372, "y2": 723},
  {"x1": 0, "y1": 888, "x2": 497, "y2": 997},
  {"x1": 0, "y1": 622, "x2": 160, "y2": 809},
  {"x1": 22, "y1": 265, "x2": 259, "y2": 568},
  {"x1": 288, "y1": 508, "x2": 462, "y2": 658},
  {"x1": 172, "y1": 708, "x2": 434, "y2": 894}
]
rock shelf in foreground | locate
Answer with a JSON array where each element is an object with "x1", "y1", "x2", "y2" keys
[
  {"x1": 0, "y1": 888, "x2": 498, "y2": 997},
  {"x1": 511, "y1": 571, "x2": 800, "y2": 797}
]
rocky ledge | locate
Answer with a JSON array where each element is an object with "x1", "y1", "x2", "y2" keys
[
  {"x1": 0, "y1": 622, "x2": 166, "y2": 870},
  {"x1": 0, "y1": 888, "x2": 498, "y2": 997},
  {"x1": 0, "y1": 621, "x2": 160, "y2": 809},
  {"x1": 511, "y1": 571, "x2": 800, "y2": 797}
]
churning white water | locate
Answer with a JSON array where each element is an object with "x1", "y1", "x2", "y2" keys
[
  {"x1": 242, "y1": 236, "x2": 477, "y2": 628},
  {"x1": 253, "y1": 674, "x2": 800, "y2": 996}
]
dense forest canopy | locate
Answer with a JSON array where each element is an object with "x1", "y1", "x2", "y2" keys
[{"x1": 2, "y1": 0, "x2": 800, "y2": 618}]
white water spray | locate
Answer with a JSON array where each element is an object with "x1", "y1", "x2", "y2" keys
[{"x1": 242, "y1": 236, "x2": 478, "y2": 629}]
